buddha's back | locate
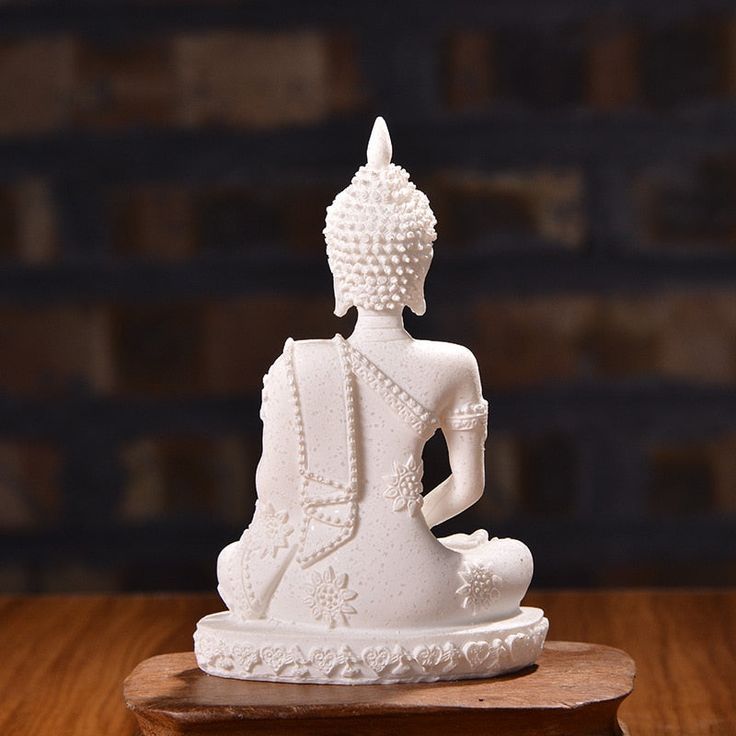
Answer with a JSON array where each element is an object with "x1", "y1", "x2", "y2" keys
[{"x1": 240, "y1": 334, "x2": 528, "y2": 630}]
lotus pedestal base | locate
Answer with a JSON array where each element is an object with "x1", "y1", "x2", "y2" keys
[{"x1": 194, "y1": 606, "x2": 548, "y2": 684}]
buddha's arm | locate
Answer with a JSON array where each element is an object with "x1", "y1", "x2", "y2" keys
[{"x1": 421, "y1": 426, "x2": 485, "y2": 529}]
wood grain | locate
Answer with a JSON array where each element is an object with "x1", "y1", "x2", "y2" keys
[
  {"x1": 124, "y1": 642, "x2": 634, "y2": 736},
  {"x1": 526, "y1": 589, "x2": 736, "y2": 735},
  {"x1": 0, "y1": 595, "x2": 216, "y2": 736},
  {"x1": 1, "y1": 590, "x2": 735, "y2": 735}
]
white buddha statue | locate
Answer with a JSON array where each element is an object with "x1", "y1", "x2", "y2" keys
[{"x1": 194, "y1": 118, "x2": 548, "y2": 684}]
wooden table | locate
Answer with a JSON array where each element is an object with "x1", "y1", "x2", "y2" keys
[{"x1": 1, "y1": 590, "x2": 734, "y2": 735}]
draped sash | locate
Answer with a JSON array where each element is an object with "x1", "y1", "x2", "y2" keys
[
  {"x1": 285, "y1": 335, "x2": 439, "y2": 568},
  {"x1": 285, "y1": 336, "x2": 358, "y2": 568}
]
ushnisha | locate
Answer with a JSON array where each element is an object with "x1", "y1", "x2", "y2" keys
[{"x1": 194, "y1": 117, "x2": 547, "y2": 684}]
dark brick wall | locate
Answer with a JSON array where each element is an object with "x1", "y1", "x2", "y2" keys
[{"x1": 1, "y1": 0, "x2": 735, "y2": 592}]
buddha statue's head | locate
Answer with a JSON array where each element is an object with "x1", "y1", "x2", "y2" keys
[{"x1": 324, "y1": 117, "x2": 437, "y2": 317}]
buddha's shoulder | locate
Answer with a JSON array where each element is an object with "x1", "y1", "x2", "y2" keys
[
  {"x1": 269, "y1": 337, "x2": 338, "y2": 366},
  {"x1": 409, "y1": 341, "x2": 483, "y2": 402},
  {"x1": 286, "y1": 337, "x2": 337, "y2": 352},
  {"x1": 410, "y1": 339, "x2": 479, "y2": 369}
]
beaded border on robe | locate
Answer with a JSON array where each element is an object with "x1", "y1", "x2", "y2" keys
[{"x1": 340, "y1": 337, "x2": 439, "y2": 439}]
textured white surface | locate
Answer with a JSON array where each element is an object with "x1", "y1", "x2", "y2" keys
[{"x1": 195, "y1": 117, "x2": 546, "y2": 683}]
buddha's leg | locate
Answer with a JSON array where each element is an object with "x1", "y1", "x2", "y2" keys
[
  {"x1": 216, "y1": 542, "x2": 242, "y2": 614},
  {"x1": 485, "y1": 538, "x2": 534, "y2": 614},
  {"x1": 455, "y1": 537, "x2": 534, "y2": 620}
]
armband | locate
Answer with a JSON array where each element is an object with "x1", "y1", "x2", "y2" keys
[{"x1": 444, "y1": 399, "x2": 488, "y2": 431}]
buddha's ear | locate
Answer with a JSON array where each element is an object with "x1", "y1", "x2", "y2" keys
[
  {"x1": 406, "y1": 263, "x2": 431, "y2": 315},
  {"x1": 333, "y1": 277, "x2": 351, "y2": 317},
  {"x1": 407, "y1": 295, "x2": 426, "y2": 316}
]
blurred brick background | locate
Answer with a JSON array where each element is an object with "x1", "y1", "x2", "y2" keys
[{"x1": 1, "y1": 1, "x2": 735, "y2": 592}]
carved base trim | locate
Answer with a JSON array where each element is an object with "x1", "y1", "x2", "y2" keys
[{"x1": 194, "y1": 606, "x2": 547, "y2": 684}]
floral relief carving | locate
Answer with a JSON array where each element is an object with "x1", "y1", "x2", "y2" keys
[
  {"x1": 252, "y1": 503, "x2": 294, "y2": 558},
  {"x1": 384, "y1": 456, "x2": 424, "y2": 516},
  {"x1": 194, "y1": 619, "x2": 548, "y2": 683},
  {"x1": 260, "y1": 646, "x2": 289, "y2": 674},
  {"x1": 309, "y1": 647, "x2": 338, "y2": 676},
  {"x1": 231, "y1": 644, "x2": 261, "y2": 673},
  {"x1": 361, "y1": 646, "x2": 393, "y2": 675},
  {"x1": 413, "y1": 642, "x2": 462, "y2": 674},
  {"x1": 462, "y1": 639, "x2": 501, "y2": 670},
  {"x1": 456, "y1": 562, "x2": 502, "y2": 614},
  {"x1": 304, "y1": 566, "x2": 358, "y2": 628}
]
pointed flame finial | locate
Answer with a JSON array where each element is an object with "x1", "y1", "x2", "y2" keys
[{"x1": 366, "y1": 116, "x2": 392, "y2": 169}]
